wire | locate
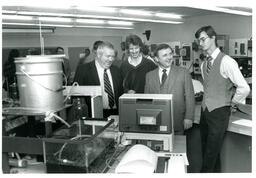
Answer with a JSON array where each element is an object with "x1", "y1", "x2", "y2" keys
[
  {"x1": 63, "y1": 82, "x2": 79, "y2": 103},
  {"x1": 39, "y1": 21, "x2": 44, "y2": 55},
  {"x1": 62, "y1": 71, "x2": 68, "y2": 87},
  {"x1": 101, "y1": 144, "x2": 128, "y2": 173},
  {"x1": 45, "y1": 111, "x2": 71, "y2": 128},
  {"x1": 19, "y1": 67, "x2": 62, "y2": 92}
]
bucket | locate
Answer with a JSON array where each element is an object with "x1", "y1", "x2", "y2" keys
[{"x1": 15, "y1": 55, "x2": 64, "y2": 111}]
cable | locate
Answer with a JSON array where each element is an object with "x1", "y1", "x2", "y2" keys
[
  {"x1": 62, "y1": 71, "x2": 68, "y2": 87},
  {"x1": 44, "y1": 111, "x2": 71, "y2": 128},
  {"x1": 101, "y1": 144, "x2": 128, "y2": 173},
  {"x1": 19, "y1": 67, "x2": 63, "y2": 92},
  {"x1": 63, "y1": 82, "x2": 79, "y2": 103}
]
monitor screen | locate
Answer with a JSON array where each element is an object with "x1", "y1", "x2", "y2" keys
[{"x1": 119, "y1": 94, "x2": 173, "y2": 134}]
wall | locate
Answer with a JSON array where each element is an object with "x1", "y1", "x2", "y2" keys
[
  {"x1": 2, "y1": 28, "x2": 133, "y2": 72},
  {"x1": 2, "y1": 13, "x2": 252, "y2": 72},
  {"x1": 132, "y1": 13, "x2": 252, "y2": 72},
  {"x1": 133, "y1": 14, "x2": 252, "y2": 45}
]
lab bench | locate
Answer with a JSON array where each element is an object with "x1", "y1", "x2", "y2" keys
[
  {"x1": 2, "y1": 105, "x2": 71, "y2": 173},
  {"x1": 2, "y1": 110, "x2": 187, "y2": 174}
]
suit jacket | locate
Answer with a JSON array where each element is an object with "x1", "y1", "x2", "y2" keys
[
  {"x1": 73, "y1": 61, "x2": 123, "y2": 108},
  {"x1": 144, "y1": 65, "x2": 195, "y2": 133}
]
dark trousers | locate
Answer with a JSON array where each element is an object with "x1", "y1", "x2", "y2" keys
[{"x1": 200, "y1": 106, "x2": 231, "y2": 173}]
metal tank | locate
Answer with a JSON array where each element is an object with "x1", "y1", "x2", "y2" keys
[{"x1": 15, "y1": 55, "x2": 64, "y2": 111}]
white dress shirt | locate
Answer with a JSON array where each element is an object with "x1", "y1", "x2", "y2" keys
[
  {"x1": 158, "y1": 66, "x2": 171, "y2": 85},
  {"x1": 95, "y1": 61, "x2": 116, "y2": 109},
  {"x1": 201, "y1": 48, "x2": 250, "y2": 104}
]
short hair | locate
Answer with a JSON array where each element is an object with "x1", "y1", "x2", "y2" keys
[
  {"x1": 154, "y1": 44, "x2": 173, "y2": 57},
  {"x1": 93, "y1": 40, "x2": 104, "y2": 51},
  {"x1": 125, "y1": 34, "x2": 143, "y2": 49},
  {"x1": 56, "y1": 47, "x2": 64, "y2": 53},
  {"x1": 8, "y1": 49, "x2": 20, "y2": 62},
  {"x1": 141, "y1": 45, "x2": 149, "y2": 55},
  {"x1": 97, "y1": 41, "x2": 115, "y2": 55},
  {"x1": 84, "y1": 48, "x2": 90, "y2": 55},
  {"x1": 195, "y1": 25, "x2": 218, "y2": 46}
]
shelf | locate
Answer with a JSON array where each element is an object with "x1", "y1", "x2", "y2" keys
[{"x1": 2, "y1": 104, "x2": 72, "y2": 116}]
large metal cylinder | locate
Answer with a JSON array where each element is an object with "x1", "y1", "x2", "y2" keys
[{"x1": 15, "y1": 55, "x2": 64, "y2": 111}]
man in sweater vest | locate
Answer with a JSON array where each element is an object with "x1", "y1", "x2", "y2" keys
[{"x1": 195, "y1": 26, "x2": 250, "y2": 173}]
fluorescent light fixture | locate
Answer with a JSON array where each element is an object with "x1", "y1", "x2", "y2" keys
[
  {"x1": 188, "y1": 6, "x2": 252, "y2": 16},
  {"x1": 3, "y1": 9, "x2": 183, "y2": 25},
  {"x1": 107, "y1": 21, "x2": 133, "y2": 26},
  {"x1": 39, "y1": 17, "x2": 72, "y2": 23},
  {"x1": 76, "y1": 14, "x2": 183, "y2": 24},
  {"x1": 2, "y1": 22, "x2": 73, "y2": 28},
  {"x1": 217, "y1": 7, "x2": 252, "y2": 16},
  {"x1": 3, "y1": 28, "x2": 54, "y2": 33},
  {"x1": 119, "y1": 9, "x2": 152, "y2": 16},
  {"x1": 155, "y1": 13, "x2": 182, "y2": 19},
  {"x1": 2, "y1": 22, "x2": 132, "y2": 29},
  {"x1": 17, "y1": 11, "x2": 72, "y2": 17},
  {"x1": 76, "y1": 6, "x2": 117, "y2": 13},
  {"x1": 149, "y1": 19, "x2": 183, "y2": 24},
  {"x1": 76, "y1": 19, "x2": 105, "y2": 24},
  {"x1": 76, "y1": 25, "x2": 133, "y2": 29},
  {"x1": 2, "y1": 22, "x2": 37, "y2": 26},
  {"x1": 2, "y1": 15, "x2": 34, "y2": 20},
  {"x1": 23, "y1": 4, "x2": 73, "y2": 9},
  {"x1": 40, "y1": 24, "x2": 73, "y2": 27},
  {"x1": 2, "y1": 10, "x2": 17, "y2": 14}
]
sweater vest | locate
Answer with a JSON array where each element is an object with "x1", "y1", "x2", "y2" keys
[{"x1": 202, "y1": 52, "x2": 234, "y2": 112}]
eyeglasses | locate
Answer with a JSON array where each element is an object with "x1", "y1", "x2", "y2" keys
[{"x1": 198, "y1": 37, "x2": 209, "y2": 43}]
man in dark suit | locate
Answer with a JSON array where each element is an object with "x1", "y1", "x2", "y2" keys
[
  {"x1": 144, "y1": 43, "x2": 195, "y2": 135},
  {"x1": 74, "y1": 41, "x2": 123, "y2": 118}
]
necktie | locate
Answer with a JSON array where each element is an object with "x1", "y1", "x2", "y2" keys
[
  {"x1": 104, "y1": 69, "x2": 115, "y2": 109},
  {"x1": 161, "y1": 69, "x2": 167, "y2": 85},
  {"x1": 206, "y1": 56, "x2": 213, "y2": 74}
]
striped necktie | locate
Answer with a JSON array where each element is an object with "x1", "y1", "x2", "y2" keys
[
  {"x1": 161, "y1": 69, "x2": 167, "y2": 86},
  {"x1": 206, "y1": 56, "x2": 213, "y2": 74},
  {"x1": 104, "y1": 69, "x2": 115, "y2": 109}
]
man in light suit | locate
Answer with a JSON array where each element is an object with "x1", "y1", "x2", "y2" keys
[
  {"x1": 74, "y1": 41, "x2": 123, "y2": 118},
  {"x1": 144, "y1": 43, "x2": 195, "y2": 134}
]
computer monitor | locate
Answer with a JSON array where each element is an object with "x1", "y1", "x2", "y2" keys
[{"x1": 119, "y1": 94, "x2": 173, "y2": 134}]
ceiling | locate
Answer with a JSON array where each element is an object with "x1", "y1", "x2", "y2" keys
[{"x1": 2, "y1": 6, "x2": 252, "y2": 30}]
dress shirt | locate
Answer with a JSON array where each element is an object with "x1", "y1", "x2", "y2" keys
[
  {"x1": 158, "y1": 66, "x2": 171, "y2": 85},
  {"x1": 128, "y1": 55, "x2": 143, "y2": 67},
  {"x1": 95, "y1": 61, "x2": 116, "y2": 109},
  {"x1": 201, "y1": 48, "x2": 250, "y2": 104}
]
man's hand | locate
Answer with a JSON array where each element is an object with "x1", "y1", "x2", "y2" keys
[
  {"x1": 231, "y1": 103, "x2": 238, "y2": 113},
  {"x1": 184, "y1": 119, "x2": 193, "y2": 130}
]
